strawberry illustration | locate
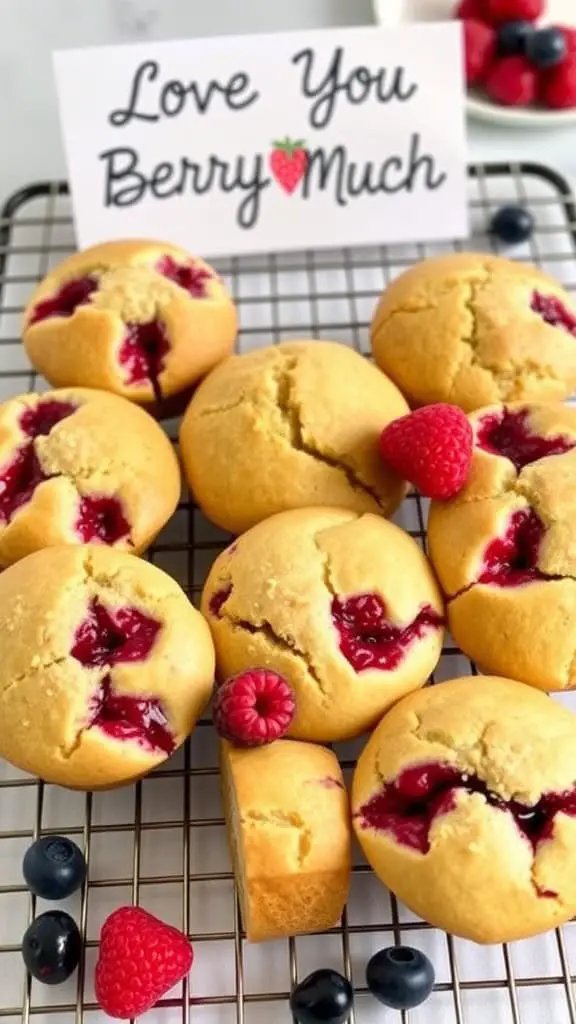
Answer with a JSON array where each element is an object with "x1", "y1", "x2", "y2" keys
[{"x1": 269, "y1": 137, "x2": 308, "y2": 194}]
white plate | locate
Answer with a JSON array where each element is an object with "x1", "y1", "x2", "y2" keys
[{"x1": 373, "y1": 0, "x2": 576, "y2": 128}]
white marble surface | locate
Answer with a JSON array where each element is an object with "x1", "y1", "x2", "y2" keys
[{"x1": 0, "y1": 0, "x2": 574, "y2": 205}]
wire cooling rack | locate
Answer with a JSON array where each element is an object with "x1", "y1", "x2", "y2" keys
[{"x1": 1, "y1": 162, "x2": 576, "y2": 1024}]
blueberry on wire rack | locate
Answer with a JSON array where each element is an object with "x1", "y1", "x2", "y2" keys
[
  {"x1": 290, "y1": 968, "x2": 353, "y2": 1023},
  {"x1": 366, "y1": 945, "x2": 435, "y2": 1010},
  {"x1": 490, "y1": 205, "x2": 535, "y2": 246}
]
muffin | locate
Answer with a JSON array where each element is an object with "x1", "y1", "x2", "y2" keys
[
  {"x1": 180, "y1": 340, "x2": 409, "y2": 534},
  {"x1": 0, "y1": 545, "x2": 215, "y2": 789},
  {"x1": 221, "y1": 738, "x2": 351, "y2": 942},
  {"x1": 0, "y1": 387, "x2": 180, "y2": 568},
  {"x1": 352, "y1": 676, "x2": 576, "y2": 944},
  {"x1": 370, "y1": 253, "x2": 576, "y2": 412},
  {"x1": 23, "y1": 239, "x2": 237, "y2": 405},
  {"x1": 428, "y1": 401, "x2": 576, "y2": 690},
  {"x1": 201, "y1": 508, "x2": 444, "y2": 742}
]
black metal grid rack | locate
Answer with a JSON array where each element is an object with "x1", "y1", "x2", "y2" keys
[{"x1": 1, "y1": 163, "x2": 576, "y2": 1024}]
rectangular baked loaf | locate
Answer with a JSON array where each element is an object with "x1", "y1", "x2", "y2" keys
[{"x1": 220, "y1": 738, "x2": 352, "y2": 943}]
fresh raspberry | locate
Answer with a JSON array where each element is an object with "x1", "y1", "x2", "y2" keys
[
  {"x1": 541, "y1": 54, "x2": 576, "y2": 109},
  {"x1": 378, "y1": 404, "x2": 473, "y2": 501},
  {"x1": 464, "y1": 19, "x2": 497, "y2": 84},
  {"x1": 213, "y1": 669, "x2": 296, "y2": 746},
  {"x1": 95, "y1": 906, "x2": 193, "y2": 1020},
  {"x1": 455, "y1": 0, "x2": 490, "y2": 20},
  {"x1": 486, "y1": 0, "x2": 543, "y2": 23},
  {"x1": 485, "y1": 55, "x2": 537, "y2": 105}
]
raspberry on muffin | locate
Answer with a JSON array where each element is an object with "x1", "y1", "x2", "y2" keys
[
  {"x1": 370, "y1": 253, "x2": 576, "y2": 413},
  {"x1": 179, "y1": 340, "x2": 410, "y2": 535},
  {"x1": 353, "y1": 676, "x2": 576, "y2": 944},
  {"x1": 0, "y1": 545, "x2": 215, "y2": 789},
  {"x1": 23, "y1": 240, "x2": 238, "y2": 406},
  {"x1": 0, "y1": 388, "x2": 180, "y2": 568},
  {"x1": 428, "y1": 401, "x2": 576, "y2": 690},
  {"x1": 201, "y1": 508, "x2": 444, "y2": 743}
]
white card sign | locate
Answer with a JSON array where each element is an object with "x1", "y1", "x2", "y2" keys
[{"x1": 53, "y1": 24, "x2": 468, "y2": 258}]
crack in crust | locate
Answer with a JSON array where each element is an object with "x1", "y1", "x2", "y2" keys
[
  {"x1": 374, "y1": 714, "x2": 563, "y2": 899},
  {"x1": 218, "y1": 609, "x2": 328, "y2": 699},
  {"x1": 241, "y1": 809, "x2": 313, "y2": 866},
  {"x1": 270, "y1": 357, "x2": 383, "y2": 507},
  {"x1": 379, "y1": 264, "x2": 567, "y2": 403}
]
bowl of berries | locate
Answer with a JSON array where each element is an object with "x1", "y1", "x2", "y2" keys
[{"x1": 373, "y1": 0, "x2": 576, "y2": 126}]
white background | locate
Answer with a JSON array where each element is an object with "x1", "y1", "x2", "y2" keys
[
  {"x1": 53, "y1": 24, "x2": 468, "y2": 256},
  {"x1": 0, "y1": 0, "x2": 575, "y2": 209}
]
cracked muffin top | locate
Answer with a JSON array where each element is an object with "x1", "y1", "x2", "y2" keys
[
  {"x1": 0, "y1": 387, "x2": 181, "y2": 568},
  {"x1": 370, "y1": 252, "x2": 576, "y2": 413},
  {"x1": 201, "y1": 508, "x2": 444, "y2": 743},
  {"x1": 23, "y1": 239, "x2": 238, "y2": 406},
  {"x1": 352, "y1": 675, "x2": 576, "y2": 944},
  {"x1": 0, "y1": 544, "x2": 215, "y2": 789},
  {"x1": 179, "y1": 339, "x2": 409, "y2": 534},
  {"x1": 428, "y1": 402, "x2": 576, "y2": 691}
]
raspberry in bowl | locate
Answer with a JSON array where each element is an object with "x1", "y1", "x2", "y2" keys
[
  {"x1": 0, "y1": 545, "x2": 215, "y2": 789},
  {"x1": 371, "y1": 252, "x2": 576, "y2": 412},
  {"x1": 201, "y1": 508, "x2": 445, "y2": 743},
  {"x1": 0, "y1": 387, "x2": 180, "y2": 567},
  {"x1": 428, "y1": 401, "x2": 576, "y2": 689},
  {"x1": 23, "y1": 239, "x2": 238, "y2": 408},
  {"x1": 352, "y1": 675, "x2": 576, "y2": 944}
]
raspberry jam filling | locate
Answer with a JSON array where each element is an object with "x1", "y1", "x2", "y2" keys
[
  {"x1": 71, "y1": 598, "x2": 161, "y2": 668},
  {"x1": 209, "y1": 584, "x2": 233, "y2": 617},
  {"x1": 478, "y1": 508, "x2": 549, "y2": 587},
  {"x1": 476, "y1": 408, "x2": 574, "y2": 471},
  {"x1": 0, "y1": 446, "x2": 47, "y2": 523},
  {"x1": 356, "y1": 760, "x2": 576, "y2": 865},
  {"x1": 331, "y1": 594, "x2": 443, "y2": 672},
  {"x1": 87, "y1": 674, "x2": 175, "y2": 755},
  {"x1": 19, "y1": 399, "x2": 77, "y2": 438},
  {"x1": 118, "y1": 321, "x2": 170, "y2": 400},
  {"x1": 29, "y1": 277, "x2": 98, "y2": 325},
  {"x1": 531, "y1": 291, "x2": 576, "y2": 336},
  {"x1": 156, "y1": 255, "x2": 212, "y2": 298},
  {"x1": 76, "y1": 496, "x2": 131, "y2": 545}
]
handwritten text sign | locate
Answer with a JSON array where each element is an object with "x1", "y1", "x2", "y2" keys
[{"x1": 53, "y1": 24, "x2": 468, "y2": 257}]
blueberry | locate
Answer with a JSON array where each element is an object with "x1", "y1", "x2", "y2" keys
[
  {"x1": 490, "y1": 205, "x2": 535, "y2": 246},
  {"x1": 366, "y1": 946, "x2": 434, "y2": 1010},
  {"x1": 526, "y1": 27, "x2": 567, "y2": 68},
  {"x1": 497, "y1": 20, "x2": 535, "y2": 57},
  {"x1": 23, "y1": 836, "x2": 86, "y2": 900},
  {"x1": 290, "y1": 969, "x2": 353, "y2": 1023},
  {"x1": 22, "y1": 911, "x2": 82, "y2": 985}
]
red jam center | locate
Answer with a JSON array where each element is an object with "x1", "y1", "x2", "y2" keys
[
  {"x1": 209, "y1": 584, "x2": 233, "y2": 617},
  {"x1": 478, "y1": 508, "x2": 549, "y2": 587},
  {"x1": 87, "y1": 675, "x2": 175, "y2": 755},
  {"x1": 28, "y1": 258, "x2": 211, "y2": 398},
  {"x1": 76, "y1": 496, "x2": 131, "y2": 545},
  {"x1": 356, "y1": 760, "x2": 576, "y2": 864},
  {"x1": 71, "y1": 599, "x2": 172, "y2": 753},
  {"x1": 476, "y1": 408, "x2": 574, "y2": 471},
  {"x1": 0, "y1": 399, "x2": 79, "y2": 524},
  {"x1": 156, "y1": 255, "x2": 212, "y2": 297},
  {"x1": 118, "y1": 322, "x2": 170, "y2": 400},
  {"x1": 71, "y1": 598, "x2": 161, "y2": 667},
  {"x1": 28, "y1": 277, "x2": 98, "y2": 326},
  {"x1": 531, "y1": 291, "x2": 576, "y2": 336},
  {"x1": 0, "y1": 447, "x2": 48, "y2": 524},
  {"x1": 19, "y1": 399, "x2": 78, "y2": 438},
  {"x1": 331, "y1": 593, "x2": 443, "y2": 672}
]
